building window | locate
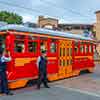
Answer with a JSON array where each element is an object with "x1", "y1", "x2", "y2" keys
[{"x1": 73, "y1": 26, "x2": 80, "y2": 30}]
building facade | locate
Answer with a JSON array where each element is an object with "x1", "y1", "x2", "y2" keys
[
  {"x1": 95, "y1": 11, "x2": 100, "y2": 56},
  {"x1": 37, "y1": 16, "x2": 93, "y2": 34},
  {"x1": 38, "y1": 16, "x2": 58, "y2": 29},
  {"x1": 58, "y1": 24, "x2": 93, "y2": 34}
]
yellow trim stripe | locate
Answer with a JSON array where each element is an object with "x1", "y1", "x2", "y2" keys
[
  {"x1": 75, "y1": 56, "x2": 93, "y2": 59},
  {"x1": 15, "y1": 57, "x2": 57, "y2": 67}
]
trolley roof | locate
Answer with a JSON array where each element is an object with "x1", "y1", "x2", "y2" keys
[{"x1": 0, "y1": 24, "x2": 93, "y2": 41}]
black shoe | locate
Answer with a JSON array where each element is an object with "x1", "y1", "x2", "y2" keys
[
  {"x1": 6, "y1": 92, "x2": 14, "y2": 95},
  {"x1": 45, "y1": 86, "x2": 50, "y2": 88}
]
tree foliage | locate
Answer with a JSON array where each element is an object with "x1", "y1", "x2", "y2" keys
[{"x1": 0, "y1": 11, "x2": 23, "y2": 24}]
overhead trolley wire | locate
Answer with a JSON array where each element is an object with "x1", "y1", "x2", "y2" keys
[{"x1": 40, "y1": 0, "x2": 95, "y2": 20}]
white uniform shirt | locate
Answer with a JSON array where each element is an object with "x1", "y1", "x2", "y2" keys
[
  {"x1": 36, "y1": 56, "x2": 41, "y2": 68},
  {"x1": 1, "y1": 56, "x2": 11, "y2": 63}
]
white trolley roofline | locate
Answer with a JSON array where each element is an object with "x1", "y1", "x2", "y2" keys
[{"x1": 0, "y1": 24, "x2": 93, "y2": 41}]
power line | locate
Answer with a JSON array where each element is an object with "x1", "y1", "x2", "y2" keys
[
  {"x1": 41, "y1": 0, "x2": 90, "y2": 17},
  {"x1": 40, "y1": 0, "x2": 95, "y2": 20},
  {"x1": 0, "y1": 0, "x2": 77, "y2": 21},
  {"x1": 0, "y1": 0, "x2": 60, "y2": 18},
  {"x1": 0, "y1": 0, "x2": 95, "y2": 22}
]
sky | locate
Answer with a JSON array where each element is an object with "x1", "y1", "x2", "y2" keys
[{"x1": 0, "y1": 0, "x2": 100, "y2": 24}]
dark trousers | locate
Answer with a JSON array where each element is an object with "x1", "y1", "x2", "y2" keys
[
  {"x1": 0, "y1": 71, "x2": 9, "y2": 94},
  {"x1": 37, "y1": 71, "x2": 48, "y2": 88}
]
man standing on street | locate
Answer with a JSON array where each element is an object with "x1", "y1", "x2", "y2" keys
[
  {"x1": 0, "y1": 48, "x2": 13, "y2": 95},
  {"x1": 37, "y1": 50, "x2": 50, "y2": 89}
]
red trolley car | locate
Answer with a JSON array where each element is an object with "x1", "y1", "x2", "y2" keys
[{"x1": 0, "y1": 25, "x2": 96, "y2": 89}]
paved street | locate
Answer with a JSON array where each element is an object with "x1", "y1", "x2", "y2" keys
[
  {"x1": 0, "y1": 63, "x2": 100, "y2": 100},
  {"x1": 54, "y1": 63, "x2": 100, "y2": 96}
]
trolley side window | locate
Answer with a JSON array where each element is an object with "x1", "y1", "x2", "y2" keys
[
  {"x1": 69, "y1": 48, "x2": 72, "y2": 56},
  {"x1": 28, "y1": 42, "x2": 37, "y2": 53},
  {"x1": 67, "y1": 48, "x2": 69, "y2": 56},
  {"x1": 40, "y1": 37, "x2": 47, "y2": 52},
  {"x1": 0, "y1": 35, "x2": 6, "y2": 49},
  {"x1": 15, "y1": 41, "x2": 25, "y2": 53},
  {"x1": 28, "y1": 36, "x2": 38, "y2": 53},
  {"x1": 80, "y1": 45, "x2": 84, "y2": 53},
  {"x1": 66, "y1": 60, "x2": 69, "y2": 66},
  {"x1": 14, "y1": 35, "x2": 25, "y2": 53},
  {"x1": 40, "y1": 42, "x2": 46, "y2": 52},
  {"x1": 93, "y1": 45, "x2": 96, "y2": 53},
  {"x1": 63, "y1": 48, "x2": 65, "y2": 56},
  {"x1": 89, "y1": 43, "x2": 93, "y2": 53},
  {"x1": 80, "y1": 42, "x2": 84, "y2": 53},
  {"x1": 60, "y1": 48, "x2": 62, "y2": 56},
  {"x1": 50, "y1": 39, "x2": 57, "y2": 53},
  {"x1": 85, "y1": 45, "x2": 89, "y2": 53},
  {"x1": 74, "y1": 41, "x2": 78, "y2": 54}
]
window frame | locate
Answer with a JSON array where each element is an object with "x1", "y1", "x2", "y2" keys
[
  {"x1": 14, "y1": 35, "x2": 25, "y2": 53},
  {"x1": 27, "y1": 36, "x2": 39, "y2": 55},
  {"x1": 49, "y1": 38, "x2": 58, "y2": 56}
]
